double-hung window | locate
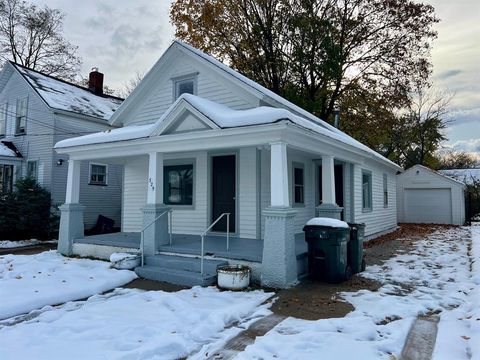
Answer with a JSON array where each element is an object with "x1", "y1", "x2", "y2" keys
[
  {"x1": 0, "y1": 103, "x2": 7, "y2": 136},
  {"x1": 16, "y1": 98, "x2": 27, "y2": 134},
  {"x1": 164, "y1": 164, "x2": 193, "y2": 206},
  {"x1": 383, "y1": 173, "x2": 388, "y2": 207},
  {"x1": 27, "y1": 161, "x2": 38, "y2": 180},
  {"x1": 362, "y1": 170, "x2": 372, "y2": 212},
  {"x1": 0, "y1": 164, "x2": 13, "y2": 193},
  {"x1": 89, "y1": 164, "x2": 107, "y2": 185},
  {"x1": 293, "y1": 163, "x2": 305, "y2": 205}
]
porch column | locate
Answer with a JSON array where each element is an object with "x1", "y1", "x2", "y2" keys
[
  {"x1": 261, "y1": 142, "x2": 298, "y2": 288},
  {"x1": 316, "y1": 155, "x2": 343, "y2": 219},
  {"x1": 142, "y1": 152, "x2": 170, "y2": 256},
  {"x1": 58, "y1": 159, "x2": 85, "y2": 255}
]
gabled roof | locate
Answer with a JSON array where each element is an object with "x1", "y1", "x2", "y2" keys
[
  {"x1": 107, "y1": 40, "x2": 400, "y2": 169},
  {"x1": 401, "y1": 164, "x2": 466, "y2": 187},
  {"x1": 0, "y1": 141, "x2": 22, "y2": 158},
  {"x1": 8, "y1": 62, "x2": 123, "y2": 121}
]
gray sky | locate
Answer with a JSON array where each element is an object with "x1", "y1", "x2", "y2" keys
[{"x1": 40, "y1": 0, "x2": 479, "y2": 156}]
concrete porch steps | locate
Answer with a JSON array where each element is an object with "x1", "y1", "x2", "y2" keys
[{"x1": 135, "y1": 254, "x2": 228, "y2": 287}]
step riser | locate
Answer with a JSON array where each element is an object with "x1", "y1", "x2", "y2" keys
[
  {"x1": 135, "y1": 267, "x2": 217, "y2": 287},
  {"x1": 144, "y1": 256, "x2": 226, "y2": 274}
]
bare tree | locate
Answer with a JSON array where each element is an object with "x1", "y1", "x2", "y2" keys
[
  {"x1": 0, "y1": 0, "x2": 81, "y2": 80},
  {"x1": 437, "y1": 148, "x2": 479, "y2": 169},
  {"x1": 117, "y1": 71, "x2": 144, "y2": 98}
]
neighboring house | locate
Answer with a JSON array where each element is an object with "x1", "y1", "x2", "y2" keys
[
  {"x1": 55, "y1": 40, "x2": 401, "y2": 288},
  {"x1": 0, "y1": 61, "x2": 123, "y2": 228},
  {"x1": 397, "y1": 165, "x2": 466, "y2": 226}
]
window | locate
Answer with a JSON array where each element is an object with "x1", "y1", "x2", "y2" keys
[
  {"x1": 173, "y1": 74, "x2": 197, "y2": 100},
  {"x1": 27, "y1": 161, "x2": 38, "y2": 180},
  {"x1": 383, "y1": 173, "x2": 388, "y2": 207},
  {"x1": 362, "y1": 171, "x2": 372, "y2": 211},
  {"x1": 0, "y1": 104, "x2": 6, "y2": 136},
  {"x1": 0, "y1": 164, "x2": 13, "y2": 193},
  {"x1": 164, "y1": 164, "x2": 193, "y2": 205},
  {"x1": 89, "y1": 164, "x2": 107, "y2": 185},
  {"x1": 16, "y1": 98, "x2": 27, "y2": 134},
  {"x1": 293, "y1": 163, "x2": 304, "y2": 205}
]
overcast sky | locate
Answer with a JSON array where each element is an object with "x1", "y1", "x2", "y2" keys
[{"x1": 39, "y1": 0, "x2": 479, "y2": 155}]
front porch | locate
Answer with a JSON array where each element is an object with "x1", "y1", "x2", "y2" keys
[{"x1": 74, "y1": 232, "x2": 308, "y2": 264}]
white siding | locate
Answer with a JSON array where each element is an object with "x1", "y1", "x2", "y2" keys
[
  {"x1": 122, "y1": 51, "x2": 257, "y2": 126},
  {"x1": 353, "y1": 160, "x2": 398, "y2": 238},
  {"x1": 238, "y1": 147, "x2": 258, "y2": 239},
  {"x1": 122, "y1": 157, "x2": 148, "y2": 232},
  {"x1": 396, "y1": 166, "x2": 465, "y2": 225}
]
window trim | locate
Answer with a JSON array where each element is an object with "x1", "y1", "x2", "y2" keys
[
  {"x1": 89, "y1": 163, "x2": 108, "y2": 186},
  {"x1": 15, "y1": 97, "x2": 28, "y2": 135},
  {"x1": 172, "y1": 72, "x2": 199, "y2": 100},
  {"x1": 27, "y1": 160, "x2": 39, "y2": 180},
  {"x1": 383, "y1": 173, "x2": 388, "y2": 208},
  {"x1": 0, "y1": 103, "x2": 7, "y2": 136},
  {"x1": 292, "y1": 161, "x2": 305, "y2": 207},
  {"x1": 163, "y1": 159, "x2": 195, "y2": 209},
  {"x1": 361, "y1": 169, "x2": 373, "y2": 212}
]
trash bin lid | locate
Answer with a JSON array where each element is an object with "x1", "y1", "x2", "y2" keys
[{"x1": 305, "y1": 217, "x2": 349, "y2": 228}]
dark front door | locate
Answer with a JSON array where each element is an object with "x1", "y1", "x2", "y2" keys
[
  {"x1": 211, "y1": 155, "x2": 236, "y2": 232},
  {"x1": 318, "y1": 164, "x2": 345, "y2": 219}
]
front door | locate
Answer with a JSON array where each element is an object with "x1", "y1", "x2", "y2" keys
[{"x1": 211, "y1": 155, "x2": 236, "y2": 232}]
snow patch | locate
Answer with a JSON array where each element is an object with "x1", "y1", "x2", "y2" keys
[
  {"x1": 305, "y1": 217, "x2": 349, "y2": 228},
  {"x1": 0, "y1": 143, "x2": 17, "y2": 157},
  {"x1": 0, "y1": 250, "x2": 137, "y2": 320}
]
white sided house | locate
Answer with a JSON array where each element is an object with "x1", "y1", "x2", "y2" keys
[
  {"x1": 0, "y1": 62, "x2": 123, "y2": 228},
  {"x1": 55, "y1": 41, "x2": 401, "y2": 288},
  {"x1": 397, "y1": 165, "x2": 466, "y2": 225}
]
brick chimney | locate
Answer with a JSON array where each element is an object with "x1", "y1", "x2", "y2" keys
[{"x1": 88, "y1": 67, "x2": 104, "y2": 95}]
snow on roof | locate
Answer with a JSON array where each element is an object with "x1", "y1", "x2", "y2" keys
[
  {"x1": 54, "y1": 93, "x2": 401, "y2": 168},
  {"x1": 0, "y1": 141, "x2": 19, "y2": 157},
  {"x1": 12, "y1": 63, "x2": 123, "y2": 121},
  {"x1": 439, "y1": 168, "x2": 480, "y2": 184}
]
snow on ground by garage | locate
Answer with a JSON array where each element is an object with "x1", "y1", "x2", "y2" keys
[
  {"x1": 0, "y1": 287, "x2": 272, "y2": 360},
  {"x1": 239, "y1": 226, "x2": 477, "y2": 360},
  {"x1": 0, "y1": 239, "x2": 57, "y2": 249},
  {"x1": 0, "y1": 251, "x2": 137, "y2": 320}
]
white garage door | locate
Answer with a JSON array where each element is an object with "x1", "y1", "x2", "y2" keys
[{"x1": 404, "y1": 188, "x2": 452, "y2": 224}]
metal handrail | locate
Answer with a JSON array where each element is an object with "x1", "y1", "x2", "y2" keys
[
  {"x1": 140, "y1": 209, "x2": 172, "y2": 266},
  {"x1": 200, "y1": 212, "x2": 230, "y2": 275}
]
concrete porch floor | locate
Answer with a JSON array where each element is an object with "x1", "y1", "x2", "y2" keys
[{"x1": 74, "y1": 232, "x2": 308, "y2": 263}]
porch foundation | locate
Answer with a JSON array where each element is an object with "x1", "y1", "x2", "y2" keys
[
  {"x1": 141, "y1": 204, "x2": 171, "y2": 256},
  {"x1": 315, "y1": 203, "x2": 343, "y2": 220},
  {"x1": 58, "y1": 203, "x2": 86, "y2": 256},
  {"x1": 261, "y1": 207, "x2": 298, "y2": 288}
]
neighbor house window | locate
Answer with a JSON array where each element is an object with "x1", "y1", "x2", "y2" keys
[
  {"x1": 293, "y1": 163, "x2": 305, "y2": 205},
  {"x1": 27, "y1": 160, "x2": 38, "y2": 180},
  {"x1": 0, "y1": 103, "x2": 7, "y2": 136},
  {"x1": 173, "y1": 74, "x2": 197, "y2": 100},
  {"x1": 164, "y1": 164, "x2": 193, "y2": 205},
  {"x1": 16, "y1": 98, "x2": 27, "y2": 134},
  {"x1": 362, "y1": 170, "x2": 372, "y2": 211},
  {"x1": 89, "y1": 164, "x2": 107, "y2": 185},
  {"x1": 383, "y1": 173, "x2": 388, "y2": 207},
  {"x1": 0, "y1": 164, "x2": 13, "y2": 193}
]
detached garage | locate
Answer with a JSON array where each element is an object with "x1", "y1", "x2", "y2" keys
[{"x1": 397, "y1": 165, "x2": 466, "y2": 225}]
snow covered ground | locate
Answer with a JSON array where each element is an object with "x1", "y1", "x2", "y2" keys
[
  {"x1": 0, "y1": 251, "x2": 137, "y2": 319},
  {"x1": 239, "y1": 226, "x2": 479, "y2": 360},
  {"x1": 0, "y1": 239, "x2": 56, "y2": 248},
  {"x1": 0, "y1": 287, "x2": 272, "y2": 360}
]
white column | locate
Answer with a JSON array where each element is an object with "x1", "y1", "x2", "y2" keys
[
  {"x1": 270, "y1": 142, "x2": 289, "y2": 207},
  {"x1": 321, "y1": 155, "x2": 336, "y2": 205},
  {"x1": 65, "y1": 159, "x2": 81, "y2": 204},
  {"x1": 147, "y1": 152, "x2": 164, "y2": 204}
]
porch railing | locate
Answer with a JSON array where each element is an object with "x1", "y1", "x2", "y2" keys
[
  {"x1": 140, "y1": 209, "x2": 173, "y2": 267},
  {"x1": 199, "y1": 212, "x2": 230, "y2": 275}
]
